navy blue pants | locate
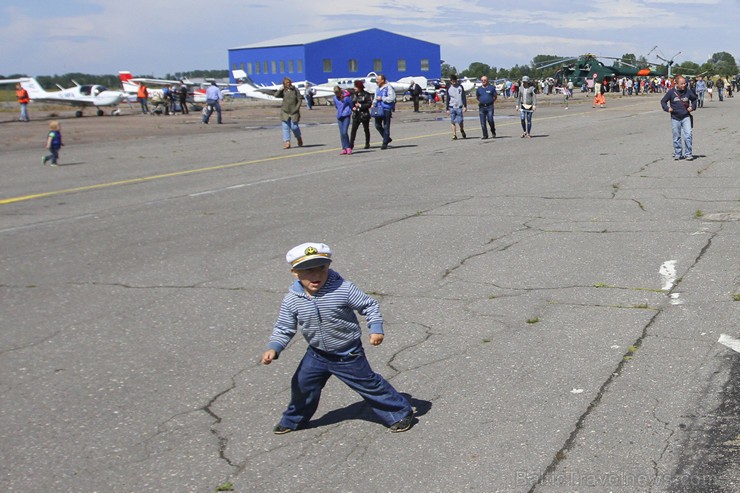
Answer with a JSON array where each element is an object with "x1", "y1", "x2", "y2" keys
[
  {"x1": 279, "y1": 346, "x2": 411, "y2": 430},
  {"x1": 374, "y1": 111, "x2": 392, "y2": 147},
  {"x1": 479, "y1": 105, "x2": 496, "y2": 138}
]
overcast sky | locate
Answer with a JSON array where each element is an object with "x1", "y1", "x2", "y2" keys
[{"x1": 2, "y1": 0, "x2": 737, "y2": 78}]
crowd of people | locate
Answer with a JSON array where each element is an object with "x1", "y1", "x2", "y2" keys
[
  {"x1": 581, "y1": 74, "x2": 739, "y2": 97},
  {"x1": 136, "y1": 81, "x2": 192, "y2": 116},
  {"x1": 270, "y1": 70, "x2": 738, "y2": 153},
  {"x1": 17, "y1": 71, "x2": 733, "y2": 166}
]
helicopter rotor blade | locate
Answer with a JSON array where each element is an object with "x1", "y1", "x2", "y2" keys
[
  {"x1": 534, "y1": 57, "x2": 578, "y2": 69},
  {"x1": 537, "y1": 59, "x2": 574, "y2": 69}
]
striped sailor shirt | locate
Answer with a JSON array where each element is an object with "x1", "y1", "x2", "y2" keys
[{"x1": 267, "y1": 270, "x2": 383, "y2": 356}]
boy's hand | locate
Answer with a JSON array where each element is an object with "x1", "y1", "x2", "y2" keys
[
  {"x1": 261, "y1": 349, "x2": 277, "y2": 365},
  {"x1": 369, "y1": 333, "x2": 384, "y2": 346}
]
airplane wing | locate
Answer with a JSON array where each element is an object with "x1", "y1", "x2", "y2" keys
[
  {"x1": 394, "y1": 76, "x2": 428, "y2": 93},
  {"x1": 130, "y1": 76, "x2": 181, "y2": 85},
  {"x1": 252, "y1": 85, "x2": 281, "y2": 94},
  {"x1": 23, "y1": 96, "x2": 96, "y2": 108}
]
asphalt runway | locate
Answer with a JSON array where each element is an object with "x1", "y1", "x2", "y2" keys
[{"x1": 1, "y1": 93, "x2": 739, "y2": 492}]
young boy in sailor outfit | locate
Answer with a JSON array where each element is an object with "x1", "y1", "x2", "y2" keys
[{"x1": 261, "y1": 242, "x2": 414, "y2": 434}]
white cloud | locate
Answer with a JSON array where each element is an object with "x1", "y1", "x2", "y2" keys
[{"x1": 0, "y1": 0, "x2": 737, "y2": 76}]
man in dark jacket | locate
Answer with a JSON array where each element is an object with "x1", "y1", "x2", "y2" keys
[
  {"x1": 660, "y1": 75, "x2": 697, "y2": 161},
  {"x1": 179, "y1": 81, "x2": 189, "y2": 114},
  {"x1": 410, "y1": 81, "x2": 422, "y2": 112}
]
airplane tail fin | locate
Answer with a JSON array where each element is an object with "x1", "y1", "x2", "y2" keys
[
  {"x1": 118, "y1": 71, "x2": 139, "y2": 93},
  {"x1": 19, "y1": 78, "x2": 49, "y2": 99},
  {"x1": 232, "y1": 69, "x2": 255, "y2": 87}
]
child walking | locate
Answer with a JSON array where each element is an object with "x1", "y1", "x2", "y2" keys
[
  {"x1": 42, "y1": 121, "x2": 63, "y2": 166},
  {"x1": 261, "y1": 242, "x2": 414, "y2": 434}
]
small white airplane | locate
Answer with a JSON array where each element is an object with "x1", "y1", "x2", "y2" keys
[
  {"x1": 317, "y1": 72, "x2": 428, "y2": 95},
  {"x1": 231, "y1": 70, "x2": 280, "y2": 101},
  {"x1": 231, "y1": 70, "x2": 335, "y2": 101},
  {"x1": 119, "y1": 71, "x2": 210, "y2": 103},
  {"x1": 1, "y1": 77, "x2": 126, "y2": 116}
]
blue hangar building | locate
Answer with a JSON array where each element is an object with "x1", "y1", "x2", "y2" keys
[{"x1": 228, "y1": 28, "x2": 441, "y2": 86}]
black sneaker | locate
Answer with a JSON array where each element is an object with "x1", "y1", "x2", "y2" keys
[
  {"x1": 389, "y1": 413, "x2": 414, "y2": 433},
  {"x1": 272, "y1": 424, "x2": 293, "y2": 435},
  {"x1": 461, "y1": 130, "x2": 466, "y2": 139}
]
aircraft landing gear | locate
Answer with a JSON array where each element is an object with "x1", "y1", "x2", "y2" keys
[
  {"x1": 75, "y1": 110, "x2": 83, "y2": 118},
  {"x1": 112, "y1": 108, "x2": 121, "y2": 116},
  {"x1": 96, "y1": 109, "x2": 104, "y2": 116}
]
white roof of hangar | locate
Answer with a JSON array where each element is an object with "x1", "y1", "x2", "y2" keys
[{"x1": 230, "y1": 29, "x2": 371, "y2": 50}]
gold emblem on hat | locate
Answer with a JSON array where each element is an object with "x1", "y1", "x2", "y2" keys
[{"x1": 305, "y1": 246, "x2": 318, "y2": 255}]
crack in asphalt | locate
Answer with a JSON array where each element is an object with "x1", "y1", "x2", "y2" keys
[
  {"x1": 527, "y1": 310, "x2": 663, "y2": 493},
  {"x1": 528, "y1": 229, "x2": 720, "y2": 492},
  {"x1": 0, "y1": 327, "x2": 63, "y2": 356},
  {"x1": 386, "y1": 321, "x2": 435, "y2": 374},
  {"x1": 202, "y1": 374, "x2": 240, "y2": 468},
  {"x1": 356, "y1": 196, "x2": 474, "y2": 235},
  {"x1": 650, "y1": 397, "x2": 677, "y2": 490},
  {"x1": 442, "y1": 230, "x2": 540, "y2": 280}
]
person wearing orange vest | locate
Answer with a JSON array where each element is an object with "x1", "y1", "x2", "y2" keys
[
  {"x1": 16, "y1": 83, "x2": 30, "y2": 122},
  {"x1": 137, "y1": 83, "x2": 149, "y2": 114}
]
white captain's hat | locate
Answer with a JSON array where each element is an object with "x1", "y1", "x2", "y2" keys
[{"x1": 286, "y1": 242, "x2": 332, "y2": 270}]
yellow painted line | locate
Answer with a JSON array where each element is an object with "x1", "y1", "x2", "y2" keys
[
  {"x1": 0, "y1": 102, "x2": 651, "y2": 205},
  {"x1": 0, "y1": 148, "x2": 333, "y2": 205}
]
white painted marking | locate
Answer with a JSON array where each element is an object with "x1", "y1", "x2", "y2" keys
[
  {"x1": 187, "y1": 163, "x2": 360, "y2": 198},
  {"x1": 570, "y1": 388, "x2": 584, "y2": 394},
  {"x1": 669, "y1": 292, "x2": 684, "y2": 305},
  {"x1": 0, "y1": 214, "x2": 96, "y2": 234},
  {"x1": 659, "y1": 260, "x2": 677, "y2": 291},
  {"x1": 719, "y1": 334, "x2": 740, "y2": 354}
]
